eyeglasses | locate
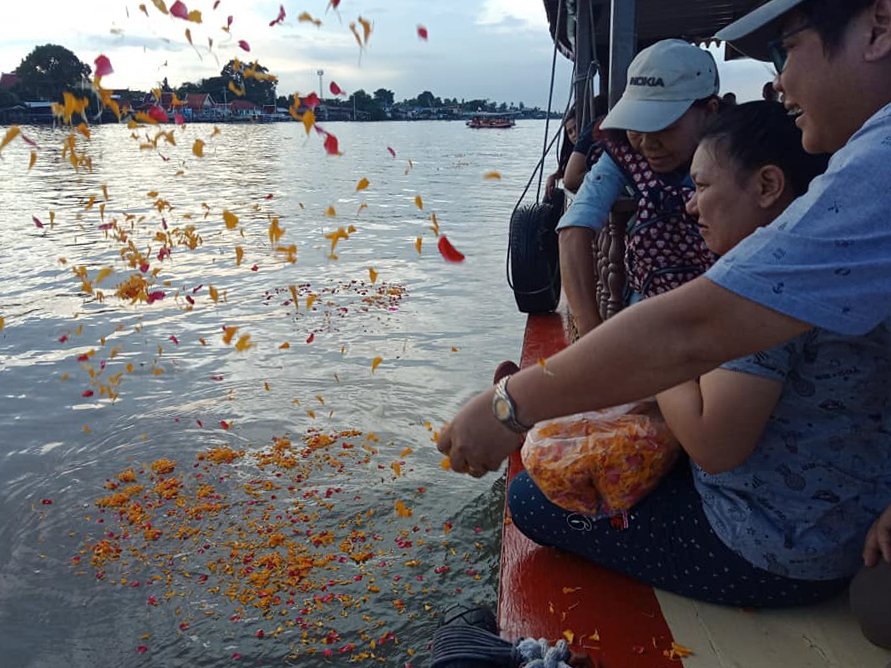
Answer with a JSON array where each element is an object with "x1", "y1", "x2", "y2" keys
[{"x1": 767, "y1": 23, "x2": 813, "y2": 73}]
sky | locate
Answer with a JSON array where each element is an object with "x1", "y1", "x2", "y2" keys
[{"x1": 1, "y1": 0, "x2": 776, "y2": 108}]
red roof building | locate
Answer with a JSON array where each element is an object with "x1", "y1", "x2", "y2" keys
[
  {"x1": 229, "y1": 99, "x2": 259, "y2": 115},
  {"x1": 0, "y1": 72, "x2": 18, "y2": 89},
  {"x1": 140, "y1": 92, "x2": 184, "y2": 111},
  {"x1": 185, "y1": 93, "x2": 215, "y2": 111}
]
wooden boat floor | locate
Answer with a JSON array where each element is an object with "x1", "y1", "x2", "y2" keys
[{"x1": 498, "y1": 310, "x2": 891, "y2": 668}]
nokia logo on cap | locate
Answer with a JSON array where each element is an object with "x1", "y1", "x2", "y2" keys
[{"x1": 629, "y1": 76, "x2": 665, "y2": 87}]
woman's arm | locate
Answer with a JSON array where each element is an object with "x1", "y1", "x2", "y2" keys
[
  {"x1": 656, "y1": 369, "x2": 783, "y2": 474},
  {"x1": 562, "y1": 152, "x2": 588, "y2": 193}
]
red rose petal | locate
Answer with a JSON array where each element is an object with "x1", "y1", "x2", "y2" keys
[
  {"x1": 94, "y1": 55, "x2": 114, "y2": 78},
  {"x1": 170, "y1": 0, "x2": 189, "y2": 19},
  {"x1": 303, "y1": 92, "x2": 320, "y2": 109},
  {"x1": 437, "y1": 235, "x2": 465, "y2": 262}
]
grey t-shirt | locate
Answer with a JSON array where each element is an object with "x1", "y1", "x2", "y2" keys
[{"x1": 695, "y1": 325, "x2": 891, "y2": 580}]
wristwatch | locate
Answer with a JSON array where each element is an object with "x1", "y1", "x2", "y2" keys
[{"x1": 492, "y1": 375, "x2": 534, "y2": 433}]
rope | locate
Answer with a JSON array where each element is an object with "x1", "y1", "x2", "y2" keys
[
  {"x1": 536, "y1": 0, "x2": 565, "y2": 204},
  {"x1": 516, "y1": 637, "x2": 573, "y2": 668}
]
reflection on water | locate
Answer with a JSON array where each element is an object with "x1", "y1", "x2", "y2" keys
[{"x1": 0, "y1": 120, "x2": 547, "y2": 667}]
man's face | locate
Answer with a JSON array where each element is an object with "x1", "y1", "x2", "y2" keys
[{"x1": 774, "y1": 11, "x2": 869, "y2": 153}]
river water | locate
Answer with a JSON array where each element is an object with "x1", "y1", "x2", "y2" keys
[{"x1": 0, "y1": 119, "x2": 554, "y2": 667}]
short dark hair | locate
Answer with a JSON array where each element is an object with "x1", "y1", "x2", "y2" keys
[
  {"x1": 700, "y1": 101, "x2": 830, "y2": 197},
  {"x1": 799, "y1": 0, "x2": 875, "y2": 57}
]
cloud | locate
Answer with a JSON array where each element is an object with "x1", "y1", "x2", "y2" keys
[
  {"x1": 0, "y1": 0, "x2": 576, "y2": 108},
  {"x1": 81, "y1": 33, "x2": 188, "y2": 53},
  {"x1": 477, "y1": 0, "x2": 548, "y2": 30}
]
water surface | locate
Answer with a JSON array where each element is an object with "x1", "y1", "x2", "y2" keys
[{"x1": 0, "y1": 119, "x2": 553, "y2": 667}]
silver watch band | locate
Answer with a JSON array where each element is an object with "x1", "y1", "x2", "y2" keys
[{"x1": 493, "y1": 375, "x2": 533, "y2": 433}]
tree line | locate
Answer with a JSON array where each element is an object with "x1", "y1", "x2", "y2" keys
[{"x1": 1, "y1": 44, "x2": 534, "y2": 118}]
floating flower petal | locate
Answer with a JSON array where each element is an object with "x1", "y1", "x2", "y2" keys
[
  {"x1": 269, "y1": 4, "x2": 286, "y2": 26},
  {"x1": 94, "y1": 55, "x2": 114, "y2": 78},
  {"x1": 438, "y1": 235, "x2": 465, "y2": 262}
]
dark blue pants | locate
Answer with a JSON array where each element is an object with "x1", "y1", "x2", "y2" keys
[{"x1": 508, "y1": 463, "x2": 849, "y2": 608}]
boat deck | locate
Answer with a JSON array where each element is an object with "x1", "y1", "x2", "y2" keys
[{"x1": 498, "y1": 310, "x2": 891, "y2": 667}]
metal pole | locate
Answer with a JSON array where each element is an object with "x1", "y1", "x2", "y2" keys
[
  {"x1": 575, "y1": 0, "x2": 594, "y2": 129},
  {"x1": 608, "y1": 0, "x2": 637, "y2": 109}
]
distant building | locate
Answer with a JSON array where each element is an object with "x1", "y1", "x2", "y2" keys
[
  {"x1": 140, "y1": 92, "x2": 183, "y2": 112},
  {"x1": 230, "y1": 99, "x2": 259, "y2": 117},
  {"x1": 0, "y1": 72, "x2": 18, "y2": 89},
  {"x1": 185, "y1": 93, "x2": 215, "y2": 113}
]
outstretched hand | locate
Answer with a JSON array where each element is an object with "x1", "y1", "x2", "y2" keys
[
  {"x1": 436, "y1": 387, "x2": 524, "y2": 477},
  {"x1": 864, "y1": 502, "x2": 891, "y2": 567}
]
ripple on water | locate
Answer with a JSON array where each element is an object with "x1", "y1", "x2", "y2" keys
[{"x1": 0, "y1": 120, "x2": 553, "y2": 666}]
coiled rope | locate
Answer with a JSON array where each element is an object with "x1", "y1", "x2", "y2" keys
[{"x1": 516, "y1": 637, "x2": 573, "y2": 668}]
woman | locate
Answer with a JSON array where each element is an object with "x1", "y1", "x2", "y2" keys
[
  {"x1": 558, "y1": 40, "x2": 721, "y2": 336},
  {"x1": 544, "y1": 107, "x2": 578, "y2": 201},
  {"x1": 510, "y1": 102, "x2": 891, "y2": 609}
]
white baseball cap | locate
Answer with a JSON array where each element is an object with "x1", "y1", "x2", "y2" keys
[
  {"x1": 601, "y1": 39, "x2": 720, "y2": 133},
  {"x1": 715, "y1": 0, "x2": 808, "y2": 62}
]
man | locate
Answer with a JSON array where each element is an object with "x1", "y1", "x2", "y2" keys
[{"x1": 438, "y1": 0, "x2": 891, "y2": 640}]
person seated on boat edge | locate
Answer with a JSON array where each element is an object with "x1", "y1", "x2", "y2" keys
[
  {"x1": 544, "y1": 107, "x2": 579, "y2": 202},
  {"x1": 560, "y1": 94, "x2": 609, "y2": 194},
  {"x1": 852, "y1": 502, "x2": 891, "y2": 648},
  {"x1": 508, "y1": 100, "x2": 882, "y2": 611},
  {"x1": 556, "y1": 39, "x2": 721, "y2": 337}
]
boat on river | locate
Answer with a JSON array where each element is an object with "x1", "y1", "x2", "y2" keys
[
  {"x1": 466, "y1": 113, "x2": 516, "y2": 129},
  {"x1": 499, "y1": 2, "x2": 891, "y2": 666}
]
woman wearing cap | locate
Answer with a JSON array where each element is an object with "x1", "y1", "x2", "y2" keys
[{"x1": 557, "y1": 39, "x2": 720, "y2": 336}]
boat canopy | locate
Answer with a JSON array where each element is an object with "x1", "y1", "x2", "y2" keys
[{"x1": 544, "y1": 0, "x2": 766, "y2": 62}]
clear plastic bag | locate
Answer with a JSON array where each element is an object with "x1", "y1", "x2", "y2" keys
[{"x1": 520, "y1": 402, "x2": 680, "y2": 516}]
